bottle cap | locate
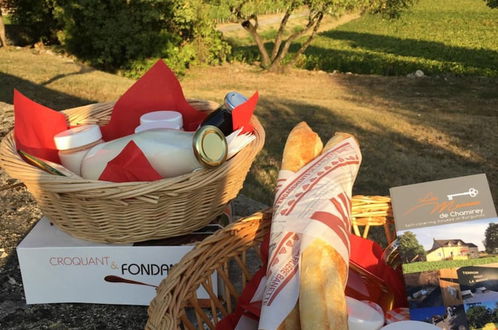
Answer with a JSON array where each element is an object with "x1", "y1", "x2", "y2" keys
[
  {"x1": 54, "y1": 125, "x2": 102, "y2": 150},
  {"x1": 135, "y1": 122, "x2": 179, "y2": 133},
  {"x1": 192, "y1": 125, "x2": 227, "y2": 167},
  {"x1": 139, "y1": 111, "x2": 183, "y2": 129},
  {"x1": 224, "y1": 92, "x2": 247, "y2": 111}
]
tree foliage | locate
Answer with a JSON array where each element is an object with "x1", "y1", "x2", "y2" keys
[
  {"x1": 214, "y1": 0, "x2": 415, "y2": 72},
  {"x1": 398, "y1": 231, "x2": 426, "y2": 263},
  {"x1": 466, "y1": 306, "x2": 494, "y2": 329},
  {"x1": 484, "y1": 0, "x2": 498, "y2": 8},
  {"x1": 484, "y1": 223, "x2": 498, "y2": 254},
  {"x1": 3, "y1": 0, "x2": 61, "y2": 45},
  {"x1": 3, "y1": 0, "x2": 230, "y2": 76}
]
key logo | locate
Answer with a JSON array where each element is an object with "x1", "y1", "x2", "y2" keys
[{"x1": 447, "y1": 188, "x2": 478, "y2": 201}]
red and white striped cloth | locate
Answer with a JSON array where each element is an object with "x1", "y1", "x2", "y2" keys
[{"x1": 385, "y1": 307, "x2": 411, "y2": 324}]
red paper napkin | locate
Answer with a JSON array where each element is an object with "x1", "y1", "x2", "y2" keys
[
  {"x1": 13, "y1": 89, "x2": 68, "y2": 163},
  {"x1": 100, "y1": 60, "x2": 207, "y2": 140},
  {"x1": 232, "y1": 91, "x2": 258, "y2": 134},
  {"x1": 98, "y1": 141, "x2": 162, "y2": 182}
]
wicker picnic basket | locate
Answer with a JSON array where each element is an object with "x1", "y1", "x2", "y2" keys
[
  {"x1": 0, "y1": 100, "x2": 265, "y2": 243},
  {"x1": 146, "y1": 195, "x2": 395, "y2": 329}
]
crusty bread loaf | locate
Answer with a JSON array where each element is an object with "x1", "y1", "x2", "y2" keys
[
  {"x1": 299, "y1": 132, "x2": 353, "y2": 330},
  {"x1": 277, "y1": 122, "x2": 323, "y2": 330},
  {"x1": 276, "y1": 123, "x2": 354, "y2": 330},
  {"x1": 323, "y1": 132, "x2": 356, "y2": 153},
  {"x1": 298, "y1": 131, "x2": 352, "y2": 330},
  {"x1": 299, "y1": 239, "x2": 348, "y2": 330},
  {"x1": 281, "y1": 122, "x2": 323, "y2": 172}
]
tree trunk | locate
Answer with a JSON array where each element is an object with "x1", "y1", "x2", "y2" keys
[
  {"x1": 270, "y1": 9, "x2": 292, "y2": 61},
  {"x1": 241, "y1": 16, "x2": 271, "y2": 68},
  {"x1": 267, "y1": 12, "x2": 323, "y2": 72},
  {"x1": 287, "y1": 13, "x2": 324, "y2": 68},
  {"x1": 0, "y1": 12, "x2": 7, "y2": 48}
]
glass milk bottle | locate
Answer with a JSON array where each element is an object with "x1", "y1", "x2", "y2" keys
[{"x1": 80, "y1": 125, "x2": 227, "y2": 180}]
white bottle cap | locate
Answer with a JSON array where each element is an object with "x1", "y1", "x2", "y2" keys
[
  {"x1": 54, "y1": 125, "x2": 102, "y2": 150},
  {"x1": 139, "y1": 111, "x2": 183, "y2": 129},
  {"x1": 134, "y1": 122, "x2": 176, "y2": 133},
  {"x1": 347, "y1": 297, "x2": 384, "y2": 330},
  {"x1": 381, "y1": 321, "x2": 440, "y2": 329}
]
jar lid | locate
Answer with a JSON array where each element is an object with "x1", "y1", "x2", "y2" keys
[
  {"x1": 224, "y1": 92, "x2": 247, "y2": 110},
  {"x1": 54, "y1": 125, "x2": 102, "y2": 150},
  {"x1": 192, "y1": 125, "x2": 227, "y2": 167},
  {"x1": 140, "y1": 111, "x2": 183, "y2": 128}
]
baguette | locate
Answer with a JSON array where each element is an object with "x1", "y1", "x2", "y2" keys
[
  {"x1": 299, "y1": 240, "x2": 348, "y2": 330},
  {"x1": 281, "y1": 122, "x2": 323, "y2": 172},
  {"x1": 277, "y1": 122, "x2": 322, "y2": 330},
  {"x1": 299, "y1": 132, "x2": 352, "y2": 330},
  {"x1": 323, "y1": 132, "x2": 356, "y2": 153},
  {"x1": 276, "y1": 124, "x2": 354, "y2": 330}
]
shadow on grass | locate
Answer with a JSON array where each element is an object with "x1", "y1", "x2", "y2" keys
[
  {"x1": 40, "y1": 64, "x2": 96, "y2": 87},
  {"x1": 243, "y1": 84, "x2": 497, "y2": 207},
  {"x1": 0, "y1": 72, "x2": 94, "y2": 110},
  {"x1": 335, "y1": 73, "x2": 498, "y2": 191},
  {"x1": 231, "y1": 30, "x2": 498, "y2": 76},
  {"x1": 243, "y1": 86, "x2": 496, "y2": 244}
]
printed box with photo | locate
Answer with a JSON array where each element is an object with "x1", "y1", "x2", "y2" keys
[{"x1": 390, "y1": 174, "x2": 497, "y2": 329}]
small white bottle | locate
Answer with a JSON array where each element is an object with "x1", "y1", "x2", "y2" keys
[
  {"x1": 80, "y1": 125, "x2": 227, "y2": 180},
  {"x1": 53, "y1": 125, "x2": 103, "y2": 175}
]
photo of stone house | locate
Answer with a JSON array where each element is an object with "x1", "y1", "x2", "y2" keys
[{"x1": 426, "y1": 239, "x2": 479, "y2": 262}]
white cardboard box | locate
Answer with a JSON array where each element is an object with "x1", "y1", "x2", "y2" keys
[{"x1": 17, "y1": 217, "x2": 217, "y2": 305}]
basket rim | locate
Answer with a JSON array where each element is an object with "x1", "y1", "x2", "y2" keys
[{"x1": 0, "y1": 100, "x2": 265, "y2": 195}]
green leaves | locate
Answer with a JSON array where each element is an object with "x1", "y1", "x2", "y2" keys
[
  {"x1": 484, "y1": 223, "x2": 498, "y2": 254},
  {"x1": 6, "y1": 0, "x2": 230, "y2": 76},
  {"x1": 399, "y1": 231, "x2": 426, "y2": 263}
]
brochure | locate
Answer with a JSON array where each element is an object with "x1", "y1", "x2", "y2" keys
[{"x1": 390, "y1": 174, "x2": 497, "y2": 330}]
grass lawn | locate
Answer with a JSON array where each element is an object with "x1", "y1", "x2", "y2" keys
[
  {"x1": 230, "y1": 0, "x2": 498, "y2": 76},
  {"x1": 0, "y1": 48, "x2": 132, "y2": 110},
  {"x1": 403, "y1": 256, "x2": 498, "y2": 273}
]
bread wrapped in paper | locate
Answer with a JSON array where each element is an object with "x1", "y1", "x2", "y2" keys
[
  {"x1": 299, "y1": 239, "x2": 348, "y2": 329},
  {"x1": 267, "y1": 123, "x2": 359, "y2": 330},
  {"x1": 277, "y1": 122, "x2": 322, "y2": 330},
  {"x1": 323, "y1": 132, "x2": 357, "y2": 153},
  {"x1": 298, "y1": 132, "x2": 354, "y2": 329}
]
